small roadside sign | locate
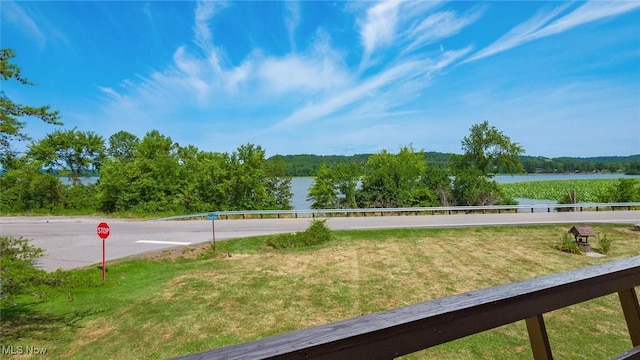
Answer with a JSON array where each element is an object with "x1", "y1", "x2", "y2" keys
[
  {"x1": 208, "y1": 214, "x2": 218, "y2": 252},
  {"x1": 96, "y1": 222, "x2": 110, "y2": 281},
  {"x1": 97, "y1": 222, "x2": 110, "y2": 239}
]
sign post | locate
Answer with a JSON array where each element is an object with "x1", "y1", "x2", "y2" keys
[
  {"x1": 208, "y1": 214, "x2": 219, "y2": 252},
  {"x1": 96, "y1": 222, "x2": 110, "y2": 281}
]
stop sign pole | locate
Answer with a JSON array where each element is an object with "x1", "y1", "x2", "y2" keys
[{"x1": 97, "y1": 222, "x2": 110, "y2": 281}]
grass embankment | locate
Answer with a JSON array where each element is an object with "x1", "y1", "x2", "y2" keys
[{"x1": 2, "y1": 224, "x2": 639, "y2": 359}]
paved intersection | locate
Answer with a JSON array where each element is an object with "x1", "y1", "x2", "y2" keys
[{"x1": 1, "y1": 210, "x2": 638, "y2": 271}]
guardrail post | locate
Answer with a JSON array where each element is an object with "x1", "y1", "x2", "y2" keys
[
  {"x1": 526, "y1": 314, "x2": 553, "y2": 360},
  {"x1": 619, "y1": 288, "x2": 640, "y2": 346}
]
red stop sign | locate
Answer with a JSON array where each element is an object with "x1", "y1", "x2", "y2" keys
[{"x1": 97, "y1": 222, "x2": 110, "y2": 240}]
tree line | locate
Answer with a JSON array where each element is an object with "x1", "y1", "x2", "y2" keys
[
  {"x1": 1, "y1": 121, "x2": 526, "y2": 214},
  {"x1": 272, "y1": 153, "x2": 640, "y2": 177},
  {"x1": 307, "y1": 121, "x2": 525, "y2": 209},
  {"x1": 1, "y1": 129, "x2": 292, "y2": 214}
]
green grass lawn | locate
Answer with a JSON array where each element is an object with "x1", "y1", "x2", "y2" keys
[{"x1": 2, "y1": 224, "x2": 639, "y2": 359}]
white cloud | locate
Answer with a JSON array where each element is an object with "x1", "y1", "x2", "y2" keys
[
  {"x1": 403, "y1": 6, "x2": 484, "y2": 54},
  {"x1": 272, "y1": 63, "x2": 414, "y2": 129},
  {"x1": 534, "y1": 1, "x2": 640, "y2": 38},
  {"x1": 193, "y1": 0, "x2": 226, "y2": 52},
  {"x1": 358, "y1": 0, "x2": 401, "y2": 66},
  {"x1": 1, "y1": 0, "x2": 46, "y2": 48},
  {"x1": 285, "y1": 1, "x2": 300, "y2": 52},
  {"x1": 465, "y1": 1, "x2": 640, "y2": 63},
  {"x1": 257, "y1": 55, "x2": 346, "y2": 94},
  {"x1": 95, "y1": 0, "x2": 479, "y2": 145},
  {"x1": 272, "y1": 45, "x2": 472, "y2": 130},
  {"x1": 93, "y1": 0, "x2": 640, "y2": 157},
  {"x1": 464, "y1": 3, "x2": 571, "y2": 63}
]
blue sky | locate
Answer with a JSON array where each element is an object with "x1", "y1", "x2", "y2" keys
[{"x1": 3, "y1": 1, "x2": 639, "y2": 158}]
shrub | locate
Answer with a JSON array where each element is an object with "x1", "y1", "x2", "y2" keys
[
  {"x1": 1, "y1": 236, "x2": 47, "y2": 302},
  {"x1": 0, "y1": 236, "x2": 97, "y2": 303},
  {"x1": 553, "y1": 233, "x2": 583, "y2": 254},
  {"x1": 266, "y1": 219, "x2": 332, "y2": 249},
  {"x1": 557, "y1": 190, "x2": 578, "y2": 212},
  {"x1": 304, "y1": 219, "x2": 333, "y2": 245},
  {"x1": 598, "y1": 234, "x2": 612, "y2": 254}
]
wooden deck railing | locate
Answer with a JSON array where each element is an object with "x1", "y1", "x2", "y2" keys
[{"x1": 174, "y1": 256, "x2": 640, "y2": 360}]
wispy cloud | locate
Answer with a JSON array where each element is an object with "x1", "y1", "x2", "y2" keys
[
  {"x1": 97, "y1": 0, "x2": 479, "y2": 140},
  {"x1": 535, "y1": 1, "x2": 640, "y2": 38},
  {"x1": 92, "y1": 0, "x2": 637, "y2": 156},
  {"x1": 402, "y1": 6, "x2": 484, "y2": 54},
  {"x1": 284, "y1": 1, "x2": 300, "y2": 53},
  {"x1": 273, "y1": 60, "x2": 416, "y2": 129},
  {"x1": 358, "y1": 0, "x2": 401, "y2": 67},
  {"x1": 465, "y1": 1, "x2": 640, "y2": 63},
  {"x1": 272, "y1": 45, "x2": 472, "y2": 131},
  {"x1": 193, "y1": 1, "x2": 226, "y2": 52},
  {"x1": 1, "y1": 0, "x2": 46, "y2": 48}
]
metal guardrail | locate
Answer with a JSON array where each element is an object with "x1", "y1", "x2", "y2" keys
[
  {"x1": 174, "y1": 255, "x2": 640, "y2": 359},
  {"x1": 154, "y1": 202, "x2": 640, "y2": 221}
]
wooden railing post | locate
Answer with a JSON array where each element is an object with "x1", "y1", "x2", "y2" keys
[
  {"x1": 526, "y1": 315, "x2": 553, "y2": 360},
  {"x1": 618, "y1": 288, "x2": 640, "y2": 346}
]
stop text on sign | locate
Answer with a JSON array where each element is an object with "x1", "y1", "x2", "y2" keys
[{"x1": 97, "y1": 222, "x2": 110, "y2": 239}]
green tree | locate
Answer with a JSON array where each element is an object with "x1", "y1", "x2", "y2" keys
[
  {"x1": 307, "y1": 162, "x2": 362, "y2": 209},
  {"x1": 187, "y1": 150, "x2": 233, "y2": 211},
  {"x1": 0, "y1": 160, "x2": 64, "y2": 212},
  {"x1": 308, "y1": 163, "x2": 339, "y2": 209},
  {"x1": 1, "y1": 236, "x2": 46, "y2": 302},
  {"x1": 359, "y1": 145, "x2": 426, "y2": 208},
  {"x1": 451, "y1": 168, "x2": 507, "y2": 206},
  {"x1": 334, "y1": 162, "x2": 361, "y2": 208},
  {"x1": 610, "y1": 179, "x2": 640, "y2": 202},
  {"x1": 626, "y1": 162, "x2": 640, "y2": 175},
  {"x1": 420, "y1": 165, "x2": 453, "y2": 206},
  {"x1": 450, "y1": 121, "x2": 523, "y2": 205},
  {"x1": 264, "y1": 156, "x2": 293, "y2": 210},
  {"x1": 28, "y1": 129, "x2": 105, "y2": 186},
  {"x1": 97, "y1": 130, "x2": 181, "y2": 213},
  {"x1": 96, "y1": 158, "x2": 130, "y2": 212},
  {"x1": 107, "y1": 130, "x2": 139, "y2": 162},
  {"x1": 128, "y1": 130, "x2": 181, "y2": 212},
  {"x1": 0, "y1": 49, "x2": 62, "y2": 159},
  {"x1": 450, "y1": 121, "x2": 524, "y2": 178},
  {"x1": 97, "y1": 134, "x2": 293, "y2": 214},
  {"x1": 227, "y1": 144, "x2": 270, "y2": 210}
]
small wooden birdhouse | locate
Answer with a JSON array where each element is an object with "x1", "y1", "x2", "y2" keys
[{"x1": 568, "y1": 226, "x2": 596, "y2": 243}]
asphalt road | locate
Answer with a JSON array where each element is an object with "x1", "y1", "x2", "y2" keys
[{"x1": 1, "y1": 211, "x2": 639, "y2": 271}]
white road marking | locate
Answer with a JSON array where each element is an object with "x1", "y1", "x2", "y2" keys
[{"x1": 135, "y1": 240, "x2": 191, "y2": 245}]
